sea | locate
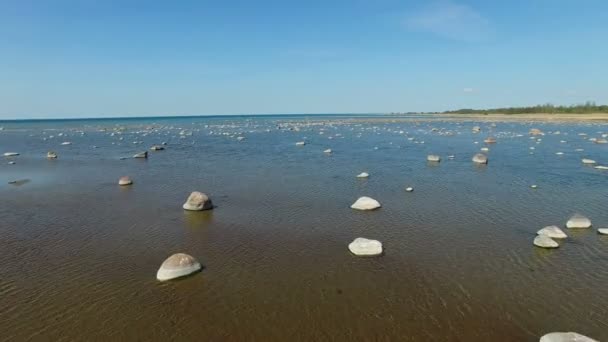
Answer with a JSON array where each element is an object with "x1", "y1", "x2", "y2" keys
[{"x1": 1, "y1": 114, "x2": 607, "y2": 341}]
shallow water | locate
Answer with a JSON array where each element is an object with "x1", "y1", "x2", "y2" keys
[{"x1": 1, "y1": 115, "x2": 607, "y2": 341}]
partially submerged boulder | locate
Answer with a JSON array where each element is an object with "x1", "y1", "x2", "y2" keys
[
  {"x1": 540, "y1": 332, "x2": 598, "y2": 342},
  {"x1": 47, "y1": 151, "x2": 58, "y2": 159},
  {"x1": 427, "y1": 154, "x2": 441, "y2": 162},
  {"x1": 350, "y1": 196, "x2": 381, "y2": 211},
  {"x1": 183, "y1": 191, "x2": 213, "y2": 211},
  {"x1": 566, "y1": 214, "x2": 592, "y2": 229},
  {"x1": 537, "y1": 225, "x2": 567, "y2": 239},
  {"x1": 133, "y1": 151, "x2": 148, "y2": 159},
  {"x1": 356, "y1": 172, "x2": 369, "y2": 178},
  {"x1": 472, "y1": 153, "x2": 488, "y2": 164},
  {"x1": 118, "y1": 176, "x2": 133, "y2": 186},
  {"x1": 156, "y1": 253, "x2": 201, "y2": 281},
  {"x1": 533, "y1": 235, "x2": 559, "y2": 249},
  {"x1": 348, "y1": 238, "x2": 383, "y2": 256}
]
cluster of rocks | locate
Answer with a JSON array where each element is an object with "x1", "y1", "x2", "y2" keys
[{"x1": 534, "y1": 214, "x2": 606, "y2": 249}]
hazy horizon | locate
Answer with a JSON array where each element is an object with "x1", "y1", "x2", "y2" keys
[{"x1": 2, "y1": 0, "x2": 608, "y2": 119}]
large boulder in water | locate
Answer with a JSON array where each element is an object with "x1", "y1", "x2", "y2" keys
[
  {"x1": 540, "y1": 332, "x2": 598, "y2": 342},
  {"x1": 472, "y1": 153, "x2": 488, "y2": 164},
  {"x1": 537, "y1": 225, "x2": 567, "y2": 239},
  {"x1": 156, "y1": 253, "x2": 201, "y2": 281},
  {"x1": 350, "y1": 196, "x2": 381, "y2": 210},
  {"x1": 118, "y1": 176, "x2": 133, "y2": 186},
  {"x1": 183, "y1": 191, "x2": 213, "y2": 211},
  {"x1": 348, "y1": 238, "x2": 383, "y2": 256},
  {"x1": 533, "y1": 235, "x2": 559, "y2": 248},
  {"x1": 566, "y1": 214, "x2": 592, "y2": 229},
  {"x1": 427, "y1": 154, "x2": 441, "y2": 162}
]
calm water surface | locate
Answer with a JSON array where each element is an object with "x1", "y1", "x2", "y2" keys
[{"x1": 1, "y1": 115, "x2": 607, "y2": 341}]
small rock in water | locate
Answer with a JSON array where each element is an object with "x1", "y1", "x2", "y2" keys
[
  {"x1": 3, "y1": 152, "x2": 19, "y2": 157},
  {"x1": 156, "y1": 253, "x2": 202, "y2": 281},
  {"x1": 405, "y1": 187, "x2": 414, "y2": 192},
  {"x1": 183, "y1": 191, "x2": 213, "y2": 211},
  {"x1": 295, "y1": 141, "x2": 306, "y2": 146},
  {"x1": 581, "y1": 158, "x2": 596, "y2": 164},
  {"x1": 150, "y1": 145, "x2": 165, "y2": 151},
  {"x1": 566, "y1": 214, "x2": 592, "y2": 229},
  {"x1": 480, "y1": 147, "x2": 489, "y2": 152},
  {"x1": 324, "y1": 149, "x2": 332, "y2": 154},
  {"x1": 529, "y1": 128, "x2": 543, "y2": 136},
  {"x1": 484, "y1": 137, "x2": 497, "y2": 144},
  {"x1": 133, "y1": 151, "x2": 148, "y2": 159},
  {"x1": 8, "y1": 161, "x2": 16, "y2": 165},
  {"x1": 350, "y1": 196, "x2": 381, "y2": 211},
  {"x1": 540, "y1": 332, "x2": 598, "y2": 342},
  {"x1": 530, "y1": 184, "x2": 538, "y2": 189},
  {"x1": 555, "y1": 152, "x2": 564, "y2": 155},
  {"x1": 118, "y1": 176, "x2": 133, "y2": 186},
  {"x1": 237, "y1": 136, "x2": 245, "y2": 141},
  {"x1": 472, "y1": 153, "x2": 488, "y2": 164},
  {"x1": 594, "y1": 165, "x2": 608, "y2": 170},
  {"x1": 597, "y1": 228, "x2": 608, "y2": 235},
  {"x1": 427, "y1": 154, "x2": 441, "y2": 162},
  {"x1": 47, "y1": 151, "x2": 58, "y2": 159},
  {"x1": 61, "y1": 141, "x2": 72, "y2": 145},
  {"x1": 356, "y1": 172, "x2": 369, "y2": 178},
  {"x1": 348, "y1": 238, "x2": 383, "y2": 256},
  {"x1": 537, "y1": 225, "x2": 567, "y2": 239},
  {"x1": 533, "y1": 235, "x2": 559, "y2": 248}
]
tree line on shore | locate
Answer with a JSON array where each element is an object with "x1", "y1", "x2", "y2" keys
[{"x1": 441, "y1": 102, "x2": 608, "y2": 114}]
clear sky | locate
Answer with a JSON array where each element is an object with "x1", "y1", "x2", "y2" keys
[{"x1": 1, "y1": 0, "x2": 607, "y2": 119}]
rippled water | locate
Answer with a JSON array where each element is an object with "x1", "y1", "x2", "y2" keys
[{"x1": 1, "y1": 115, "x2": 607, "y2": 341}]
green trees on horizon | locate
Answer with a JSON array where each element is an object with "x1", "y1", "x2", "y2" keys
[{"x1": 442, "y1": 102, "x2": 608, "y2": 114}]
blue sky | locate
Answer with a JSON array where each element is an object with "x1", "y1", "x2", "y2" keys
[{"x1": 1, "y1": 0, "x2": 607, "y2": 119}]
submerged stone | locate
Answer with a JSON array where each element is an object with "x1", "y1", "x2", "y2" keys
[
  {"x1": 540, "y1": 332, "x2": 598, "y2": 342},
  {"x1": 427, "y1": 154, "x2": 441, "y2": 162},
  {"x1": 348, "y1": 238, "x2": 383, "y2": 256},
  {"x1": 537, "y1": 226, "x2": 567, "y2": 239},
  {"x1": 133, "y1": 151, "x2": 148, "y2": 159},
  {"x1": 183, "y1": 191, "x2": 213, "y2": 211},
  {"x1": 350, "y1": 196, "x2": 381, "y2": 210},
  {"x1": 118, "y1": 176, "x2": 133, "y2": 186},
  {"x1": 533, "y1": 235, "x2": 559, "y2": 248},
  {"x1": 156, "y1": 253, "x2": 201, "y2": 281},
  {"x1": 472, "y1": 153, "x2": 488, "y2": 164},
  {"x1": 566, "y1": 214, "x2": 592, "y2": 229}
]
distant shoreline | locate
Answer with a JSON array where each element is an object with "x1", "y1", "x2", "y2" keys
[{"x1": 2, "y1": 112, "x2": 608, "y2": 123}]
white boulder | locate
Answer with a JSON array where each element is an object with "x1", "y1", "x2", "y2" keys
[
  {"x1": 350, "y1": 197, "x2": 381, "y2": 210},
  {"x1": 348, "y1": 238, "x2": 383, "y2": 256},
  {"x1": 118, "y1": 176, "x2": 133, "y2": 186},
  {"x1": 566, "y1": 214, "x2": 592, "y2": 229},
  {"x1": 356, "y1": 172, "x2": 369, "y2": 178},
  {"x1": 581, "y1": 158, "x2": 596, "y2": 164},
  {"x1": 537, "y1": 226, "x2": 567, "y2": 239},
  {"x1": 472, "y1": 153, "x2": 488, "y2": 164},
  {"x1": 183, "y1": 191, "x2": 213, "y2": 211},
  {"x1": 533, "y1": 235, "x2": 559, "y2": 248},
  {"x1": 427, "y1": 154, "x2": 441, "y2": 162},
  {"x1": 47, "y1": 151, "x2": 58, "y2": 159},
  {"x1": 3, "y1": 152, "x2": 19, "y2": 157},
  {"x1": 540, "y1": 332, "x2": 598, "y2": 342},
  {"x1": 597, "y1": 228, "x2": 608, "y2": 235},
  {"x1": 156, "y1": 253, "x2": 202, "y2": 281}
]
